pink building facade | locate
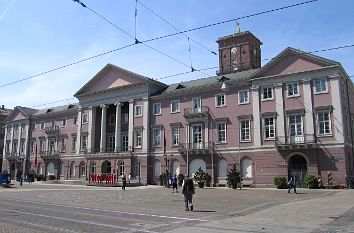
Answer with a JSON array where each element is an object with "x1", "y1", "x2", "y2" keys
[{"x1": 2, "y1": 31, "x2": 354, "y2": 187}]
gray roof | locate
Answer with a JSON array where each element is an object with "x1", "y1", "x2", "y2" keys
[
  {"x1": 16, "y1": 106, "x2": 37, "y2": 116},
  {"x1": 33, "y1": 103, "x2": 79, "y2": 116},
  {"x1": 159, "y1": 68, "x2": 260, "y2": 96}
]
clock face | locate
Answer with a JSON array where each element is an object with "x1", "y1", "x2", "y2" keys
[{"x1": 231, "y1": 47, "x2": 237, "y2": 54}]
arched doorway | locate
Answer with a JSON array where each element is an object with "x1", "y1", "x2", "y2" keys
[
  {"x1": 218, "y1": 159, "x2": 227, "y2": 177},
  {"x1": 153, "y1": 160, "x2": 161, "y2": 180},
  {"x1": 101, "y1": 160, "x2": 112, "y2": 174},
  {"x1": 70, "y1": 161, "x2": 75, "y2": 177},
  {"x1": 47, "y1": 162, "x2": 55, "y2": 176},
  {"x1": 10, "y1": 163, "x2": 16, "y2": 180},
  {"x1": 37, "y1": 162, "x2": 43, "y2": 175},
  {"x1": 171, "y1": 160, "x2": 180, "y2": 176},
  {"x1": 79, "y1": 161, "x2": 85, "y2": 178},
  {"x1": 189, "y1": 159, "x2": 206, "y2": 178},
  {"x1": 288, "y1": 154, "x2": 308, "y2": 188},
  {"x1": 241, "y1": 157, "x2": 253, "y2": 178}
]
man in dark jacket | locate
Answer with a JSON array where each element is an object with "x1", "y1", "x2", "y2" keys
[{"x1": 182, "y1": 175, "x2": 195, "y2": 211}]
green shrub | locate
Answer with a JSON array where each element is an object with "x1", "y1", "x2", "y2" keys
[
  {"x1": 36, "y1": 174, "x2": 44, "y2": 181},
  {"x1": 305, "y1": 175, "x2": 318, "y2": 189},
  {"x1": 226, "y1": 165, "x2": 241, "y2": 189},
  {"x1": 194, "y1": 167, "x2": 206, "y2": 188},
  {"x1": 274, "y1": 176, "x2": 287, "y2": 189},
  {"x1": 205, "y1": 173, "x2": 212, "y2": 187},
  {"x1": 48, "y1": 175, "x2": 56, "y2": 180}
]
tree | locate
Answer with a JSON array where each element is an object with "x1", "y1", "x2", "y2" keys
[
  {"x1": 194, "y1": 167, "x2": 206, "y2": 188},
  {"x1": 226, "y1": 164, "x2": 241, "y2": 189}
]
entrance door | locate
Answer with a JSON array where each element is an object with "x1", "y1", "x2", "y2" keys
[
  {"x1": 192, "y1": 98, "x2": 201, "y2": 113},
  {"x1": 289, "y1": 115, "x2": 304, "y2": 144},
  {"x1": 288, "y1": 154, "x2": 307, "y2": 188},
  {"x1": 192, "y1": 125, "x2": 202, "y2": 149}
]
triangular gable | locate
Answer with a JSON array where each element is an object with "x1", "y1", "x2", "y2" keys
[
  {"x1": 75, "y1": 64, "x2": 166, "y2": 97},
  {"x1": 5, "y1": 107, "x2": 30, "y2": 122},
  {"x1": 252, "y1": 47, "x2": 339, "y2": 79}
]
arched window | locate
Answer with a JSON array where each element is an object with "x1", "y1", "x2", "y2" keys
[
  {"x1": 218, "y1": 159, "x2": 227, "y2": 177},
  {"x1": 70, "y1": 161, "x2": 75, "y2": 177},
  {"x1": 241, "y1": 158, "x2": 252, "y2": 178},
  {"x1": 154, "y1": 160, "x2": 161, "y2": 178},
  {"x1": 119, "y1": 161, "x2": 125, "y2": 176},
  {"x1": 79, "y1": 162, "x2": 85, "y2": 178},
  {"x1": 101, "y1": 160, "x2": 112, "y2": 174},
  {"x1": 37, "y1": 162, "x2": 42, "y2": 175},
  {"x1": 171, "y1": 160, "x2": 180, "y2": 176},
  {"x1": 189, "y1": 159, "x2": 206, "y2": 178},
  {"x1": 91, "y1": 162, "x2": 96, "y2": 174}
]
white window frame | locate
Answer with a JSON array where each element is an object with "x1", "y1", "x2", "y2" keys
[
  {"x1": 171, "y1": 127, "x2": 180, "y2": 146},
  {"x1": 314, "y1": 79, "x2": 328, "y2": 94},
  {"x1": 134, "y1": 128, "x2": 142, "y2": 148},
  {"x1": 122, "y1": 113, "x2": 129, "y2": 124},
  {"x1": 60, "y1": 137, "x2": 66, "y2": 152},
  {"x1": 261, "y1": 87, "x2": 273, "y2": 101},
  {"x1": 21, "y1": 124, "x2": 25, "y2": 133},
  {"x1": 238, "y1": 90, "x2": 249, "y2": 104},
  {"x1": 14, "y1": 124, "x2": 18, "y2": 133},
  {"x1": 240, "y1": 120, "x2": 251, "y2": 142},
  {"x1": 215, "y1": 93, "x2": 226, "y2": 107},
  {"x1": 134, "y1": 105, "x2": 143, "y2": 117},
  {"x1": 153, "y1": 103, "x2": 161, "y2": 115},
  {"x1": 216, "y1": 122, "x2": 227, "y2": 143},
  {"x1": 72, "y1": 136, "x2": 77, "y2": 152},
  {"x1": 62, "y1": 118, "x2": 67, "y2": 127},
  {"x1": 81, "y1": 135, "x2": 87, "y2": 150},
  {"x1": 264, "y1": 117, "x2": 275, "y2": 140},
  {"x1": 317, "y1": 111, "x2": 332, "y2": 136},
  {"x1": 170, "y1": 100, "x2": 180, "y2": 113},
  {"x1": 287, "y1": 82, "x2": 300, "y2": 97},
  {"x1": 122, "y1": 134, "x2": 128, "y2": 151},
  {"x1": 31, "y1": 122, "x2": 36, "y2": 131},
  {"x1": 82, "y1": 113, "x2": 88, "y2": 124},
  {"x1": 152, "y1": 128, "x2": 161, "y2": 147},
  {"x1": 107, "y1": 135, "x2": 115, "y2": 150},
  {"x1": 73, "y1": 116, "x2": 78, "y2": 125},
  {"x1": 40, "y1": 122, "x2": 45, "y2": 130}
]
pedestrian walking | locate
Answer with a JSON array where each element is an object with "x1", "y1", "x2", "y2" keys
[
  {"x1": 172, "y1": 174, "x2": 178, "y2": 193},
  {"x1": 182, "y1": 174, "x2": 195, "y2": 211},
  {"x1": 128, "y1": 173, "x2": 131, "y2": 184},
  {"x1": 122, "y1": 174, "x2": 127, "y2": 190},
  {"x1": 288, "y1": 176, "x2": 297, "y2": 194}
]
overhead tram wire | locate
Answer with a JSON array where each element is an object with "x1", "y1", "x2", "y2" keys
[
  {"x1": 137, "y1": 0, "x2": 217, "y2": 55},
  {"x1": 72, "y1": 0, "x2": 211, "y2": 77},
  {"x1": 0, "y1": 0, "x2": 320, "y2": 89}
]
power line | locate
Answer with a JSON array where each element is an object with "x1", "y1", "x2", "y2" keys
[
  {"x1": 32, "y1": 98, "x2": 77, "y2": 108},
  {"x1": 0, "y1": 0, "x2": 320, "y2": 89},
  {"x1": 137, "y1": 0, "x2": 217, "y2": 55}
]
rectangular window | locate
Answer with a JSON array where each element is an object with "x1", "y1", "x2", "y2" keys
[
  {"x1": 13, "y1": 142, "x2": 17, "y2": 154},
  {"x1": 31, "y1": 122, "x2": 36, "y2": 131},
  {"x1": 315, "y1": 79, "x2": 328, "y2": 93},
  {"x1": 40, "y1": 122, "x2": 45, "y2": 130},
  {"x1": 82, "y1": 113, "x2": 88, "y2": 124},
  {"x1": 171, "y1": 100, "x2": 180, "y2": 113},
  {"x1": 51, "y1": 120, "x2": 55, "y2": 128},
  {"x1": 72, "y1": 136, "x2": 77, "y2": 152},
  {"x1": 217, "y1": 122, "x2": 227, "y2": 143},
  {"x1": 172, "y1": 127, "x2": 180, "y2": 145},
  {"x1": 122, "y1": 135, "x2": 128, "y2": 151},
  {"x1": 318, "y1": 112, "x2": 331, "y2": 135},
  {"x1": 6, "y1": 142, "x2": 10, "y2": 154},
  {"x1": 264, "y1": 118, "x2": 275, "y2": 139},
  {"x1": 240, "y1": 120, "x2": 250, "y2": 141},
  {"x1": 62, "y1": 118, "x2": 67, "y2": 127},
  {"x1": 239, "y1": 90, "x2": 249, "y2": 104},
  {"x1": 109, "y1": 115, "x2": 115, "y2": 125},
  {"x1": 82, "y1": 135, "x2": 87, "y2": 150},
  {"x1": 122, "y1": 113, "x2": 129, "y2": 124},
  {"x1": 73, "y1": 116, "x2": 78, "y2": 125},
  {"x1": 287, "y1": 83, "x2": 299, "y2": 97},
  {"x1": 108, "y1": 136, "x2": 115, "y2": 151},
  {"x1": 21, "y1": 124, "x2": 25, "y2": 133},
  {"x1": 20, "y1": 140, "x2": 25, "y2": 153},
  {"x1": 30, "y1": 140, "x2": 35, "y2": 154},
  {"x1": 14, "y1": 124, "x2": 18, "y2": 132},
  {"x1": 134, "y1": 129, "x2": 142, "y2": 148},
  {"x1": 215, "y1": 94, "x2": 226, "y2": 107},
  {"x1": 262, "y1": 87, "x2": 273, "y2": 100},
  {"x1": 153, "y1": 103, "x2": 161, "y2": 115},
  {"x1": 135, "y1": 105, "x2": 143, "y2": 117},
  {"x1": 153, "y1": 128, "x2": 161, "y2": 147},
  {"x1": 39, "y1": 139, "x2": 44, "y2": 152}
]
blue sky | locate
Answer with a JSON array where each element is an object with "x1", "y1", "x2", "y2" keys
[{"x1": 0, "y1": 0, "x2": 353, "y2": 109}]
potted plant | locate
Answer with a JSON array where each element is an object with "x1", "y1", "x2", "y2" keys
[
  {"x1": 226, "y1": 165, "x2": 241, "y2": 189},
  {"x1": 48, "y1": 175, "x2": 56, "y2": 180},
  {"x1": 305, "y1": 175, "x2": 318, "y2": 189},
  {"x1": 205, "y1": 173, "x2": 212, "y2": 187},
  {"x1": 194, "y1": 167, "x2": 206, "y2": 188},
  {"x1": 273, "y1": 176, "x2": 287, "y2": 189}
]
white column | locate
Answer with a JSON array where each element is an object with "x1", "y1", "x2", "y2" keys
[
  {"x1": 24, "y1": 124, "x2": 29, "y2": 156},
  {"x1": 251, "y1": 85, "x2": 261, "y2": 147},
  {"x1": 9, "y1": 126, "x2": 14, "y2": 154},
  {"x1": 88, "y1": 106, "x2": 96, "y2": 153},
  {"x1": 114, "y1": 103, "x2": 122, "y2": 152},
  {"x1": 205, "y1": 120, "x2": 209, "y2": 148},
  {"x1": 128, "y1": 100, "x2": 134, "y2": 151},
  {"x1": 2, "y1": 126, "x2": 8, "y2": 159},
  {"x1": 330, "y1": 76, "x2": 344, "y2": 143},
  {"x1": 17, "y1": 124, "x2": 21, "y2": 155},
  {"x1": 100, "y1": 105, "x2": 107, "y2": 152},
  {"x1": 142, "y1": 98, "x2": 149, "y2": 152},
  {"x1": 303, "y1": 80, "x2": 314, "y2": 135},
  {"x1": 76, "y1": 108, "x2": 83, "y2": 155},
  {"x1": 275, "y1": 83, "x2": 285, "y2": 138}
]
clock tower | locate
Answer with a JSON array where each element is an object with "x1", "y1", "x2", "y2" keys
[{"x1": 217, "y1": 28, "x2": 262, "y2": 75}]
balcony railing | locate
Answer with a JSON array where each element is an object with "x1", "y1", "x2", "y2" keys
[
  {"x1": 178, "y1": 142, "x2": 214, "y2": 154},
  {"x1": 275, "y1": 134, "x2": 316, "y2": 148},
  {"x1": 45, "y1": 125, "x2": 60, "y2": 135},
  {"x1": 39, "y1": 150, "x2": 60, "y2": 159},
  {"x1": 184, "y1": 106, "x2": 209, "y2": 120}
]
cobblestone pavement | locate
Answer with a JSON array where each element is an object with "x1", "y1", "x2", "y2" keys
[{"x1": 0, "y1": 182, "x2": 346, "y2": 232}]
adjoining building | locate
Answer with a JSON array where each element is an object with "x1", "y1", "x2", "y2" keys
[
  {"x1": 2, "y1": 29, "x2": 353, "y2": 187},
  {"x1": 0, "y1": 105, "x2": 12, "y2": 172}
]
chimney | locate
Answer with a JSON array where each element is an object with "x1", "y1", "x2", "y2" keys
[{"x1": 1, "y1": 105, "x2": 4, "y2": 110}]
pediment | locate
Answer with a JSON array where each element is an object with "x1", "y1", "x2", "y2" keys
[
  {"x1": 75, "y1": 64, "x2": 157, "y2": 97},
  {"x1": 252, "y1": 48, "x2": 339, "y2": 79},
  {"x1": 6, "y1": 109, "x2": 28, "y2": 122}
]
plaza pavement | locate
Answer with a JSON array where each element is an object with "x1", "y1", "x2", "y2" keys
[{"x1": 168, "y1": 189, "x2": 354, "y2": 233}]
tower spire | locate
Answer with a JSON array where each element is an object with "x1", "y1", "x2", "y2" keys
[{"x1": 236, "y1": 20, "x2": 241, "y2": 34}]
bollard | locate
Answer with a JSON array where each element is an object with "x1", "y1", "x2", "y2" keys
[{"x1": 327, "y1": 171, "x2": 332, "y2": 188}]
